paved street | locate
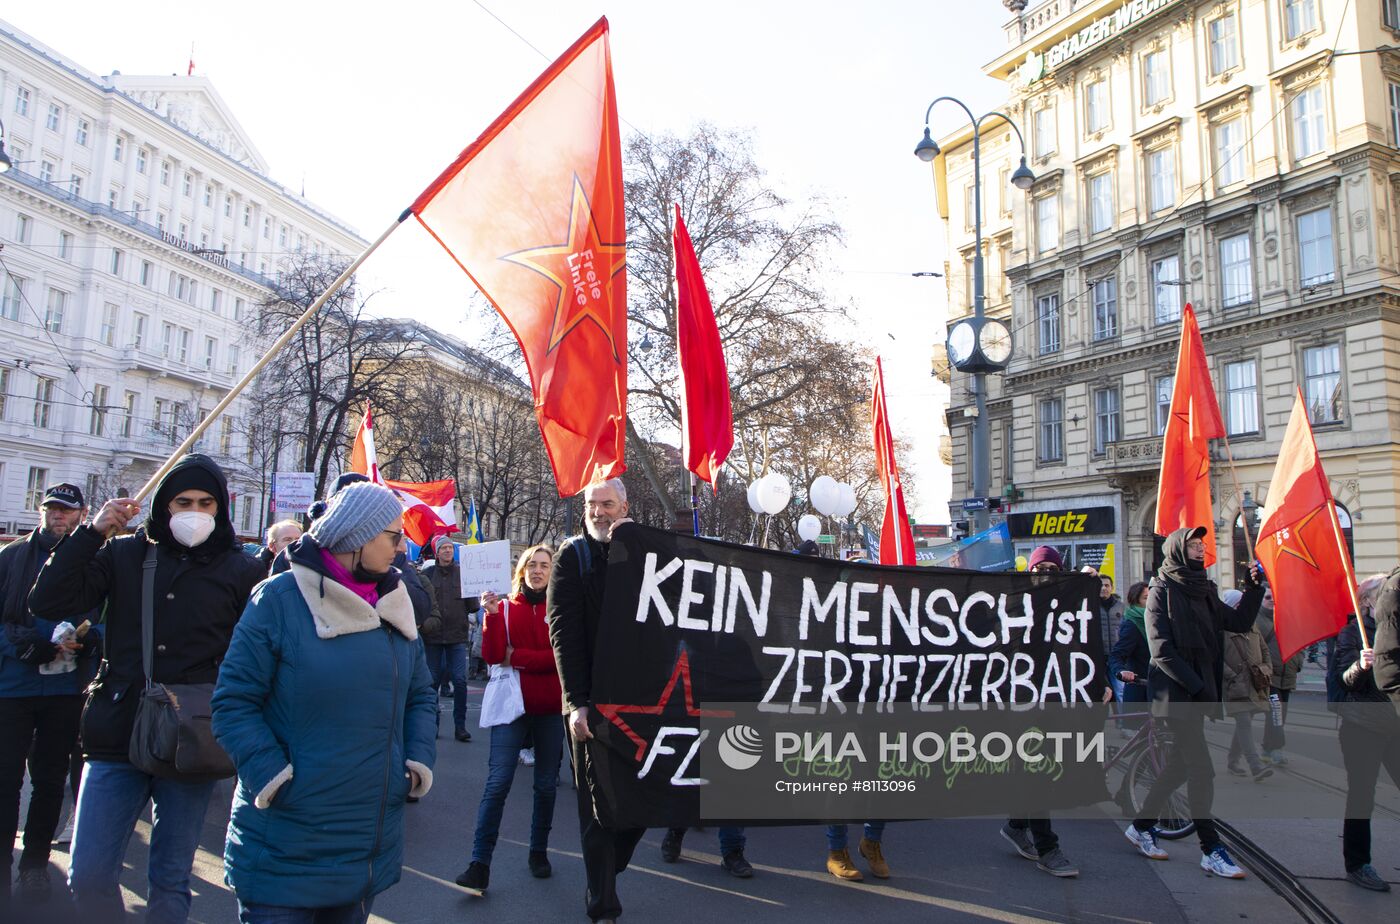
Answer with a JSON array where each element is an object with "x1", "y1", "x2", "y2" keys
[{"x1": 16, "y1": 672, "x2": 1400, "y2": 923}]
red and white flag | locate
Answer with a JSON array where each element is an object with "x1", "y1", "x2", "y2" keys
[
  {"x1": 348, "y1": 401, "x2": 458, "y2": 547},
  {"x1": 349, "y1": 402, "x2": 381, "y2": 483}
]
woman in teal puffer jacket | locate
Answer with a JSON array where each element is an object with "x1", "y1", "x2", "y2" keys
[{"x1": 212, "y1": 482, "x2": 437, "y2": 923}]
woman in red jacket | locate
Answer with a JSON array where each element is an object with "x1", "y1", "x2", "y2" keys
[{"x1": 456, "y1": 545, "x2": 561, "y2": 895}]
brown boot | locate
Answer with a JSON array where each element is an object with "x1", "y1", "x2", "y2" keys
[
  {"x1": 859, "y1": 837, "x2": 890, "y2": 879},
  {"x1": 826, "y1": 848, "x2": 864, "y2": 881}
]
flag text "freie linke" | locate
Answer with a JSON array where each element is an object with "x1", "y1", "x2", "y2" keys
[{"x1": 567, "y1": 250, "x2": 603, "y2": 305}]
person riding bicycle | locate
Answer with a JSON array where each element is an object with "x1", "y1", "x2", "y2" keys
[{"x1": 1124, "y1": 526, "x2": 1264, "y2": 880}]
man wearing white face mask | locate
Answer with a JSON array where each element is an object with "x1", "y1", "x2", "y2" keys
[{"x1": 29, "y1": 453, "x2": 264, "y2": 923}]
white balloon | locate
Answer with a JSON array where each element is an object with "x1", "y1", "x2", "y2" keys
[
  {"x1": 797, "y1": 514, "x2": 822, "y2": 541},
  {"x1": 835, "y1": 482, "x2": 858, "y2": 517},
  {"x1": 809, "y1": 476, "x2": 840, "y2": 516},
  {"x1": 757, "y1": 472, "x2": 791, "y2": 515},
  {"x1": 746, "y1": 481, "x2": 765, "y2": 514}
]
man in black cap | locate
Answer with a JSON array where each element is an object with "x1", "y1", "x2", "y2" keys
[
  {"x1": 0, "y1": 483, "x2": 99, "y2": 907},
  {"x1": 30, "y1": 455, "x2": 265, "y2": 923}
]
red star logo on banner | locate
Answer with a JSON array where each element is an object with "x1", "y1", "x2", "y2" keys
[
  {"x1": 1267, "y1": 507, "x2": 1323, "y2": 569},
  {"x1": 594, "y1": 650, "x2": 734, "y2": 762},
  {"x1": 1173, "y1": 410, "x2": 1212, "y2": 479},
  {"x1": 502, "y1": 175, "x2": 626, "y2": 362}
]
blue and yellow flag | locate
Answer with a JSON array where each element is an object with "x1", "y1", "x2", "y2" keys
[{"x1": 465, "y1": 497, "x2": 482, "y2": 545}]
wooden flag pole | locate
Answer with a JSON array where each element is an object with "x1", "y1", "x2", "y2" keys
[
  {"x1": 131, "y1": 216, "x2": 405, "y2": 503},
  {"x1": 1324, "y1": 497, "x2": 1371, "y2": 650},
  {"x1": 1218, "y1": 430, "x2": 1255, "y2": 559}
]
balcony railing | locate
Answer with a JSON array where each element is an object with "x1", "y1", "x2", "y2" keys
[{"x1": 1099, "y1": 435, "x2": 1163, "y2": 472}]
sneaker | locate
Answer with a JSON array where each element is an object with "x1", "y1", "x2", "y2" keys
[
  {"x1": 826, "y1": 848, "x2": 863, "y2": 882},
  {"x1": 1000, "y1": 823, "x2": 1038, "y2": 861},
  {"x1": 15, "y1": 867, "x2": 51, "y2": 904},
  {"x1": 721, "y1": 849, "x2": 754, "y2": 879},
  {"x1": 1252, "y1": 766, "x2": 1273, "y2": 782},
  {"x1": 660, "y1": 828, "x2": 684, "y2": 863},
  {"x1": 1227, "y1": 763, "x2": 1247, "y2": 776},
  {"x1": 858, "y1": 837, "x2": 890, "y2": 879},
  {"x1": 519, "y1": 748, "x2": 536, "y2": 766},
  {"x1": 1200, "y1": 846, "x2": 1246, "y2": 879},
  {"x1": 1036, "y1": 848, "x2": 1079, "y2": 878},
  {"x1": 528, "y1": 850, "x2": 552, "y2": 879},
  {"x1": 1346, "y1": 864, "x2": 1391, "y2": 892},
  {"x1": 455, "y1": 729, "x2": 472, "y2": 743},
  {"x1": 1124, "y1": 825, "x2": 1169, "y2": 860},
  {"x1": 53, "y1": 814, "x2": 75, "y2": 846},
  {"x1": 455, "y1": 861, "x2": 490, "y2": 894},
  {"x1": 1269, "y1": 751, "x2": 1289, "y2": 767}
]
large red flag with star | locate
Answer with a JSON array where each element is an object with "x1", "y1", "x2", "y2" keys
[
  {"x1": 407, "y1": 18, "x2": 625, "y2": 497},
  {"x1": 673, "y1": 204, "x2": 733, "y2": 489},
  {"x1": 1256, "y1": 389, "x2": 1358, "y2": 661},
  {"x1": 1155, "y1": 305, "x2": 1225, "y2": 565},
  {"x1": 872, "y1": 358, "x2": 915, "y2": 566}
]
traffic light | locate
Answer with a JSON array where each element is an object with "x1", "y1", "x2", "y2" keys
[{"x1": 952, "y1": 519, "x2": 970, "y2": 539}]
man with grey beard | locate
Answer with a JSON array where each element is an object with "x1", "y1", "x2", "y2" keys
[{"x1": 548, "y1": 478, "x2": 642, "y2": 924}]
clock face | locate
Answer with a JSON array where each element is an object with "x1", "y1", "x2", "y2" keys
[
  {"x1": 979, "y1": 320, "x2": 1013, "y2": 365},
  {"x1": 947, "y1": 320, "x2": 976, "y2": 365}
]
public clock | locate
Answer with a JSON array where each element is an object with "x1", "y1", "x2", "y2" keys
[
  {"x1": 947, "y1": 320, "x2": 976, "y2": 367},
  {"x1": 978, "y1": 319, "x2": 1013, "y2": 366}
]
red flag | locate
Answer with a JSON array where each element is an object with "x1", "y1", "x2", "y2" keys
[
  {"x1": 349, "y1": 402, "x2": 380, "y2": 483},
  {"x1": 872, "y1": 358, "x2": 915, "y2": 566},
  {"x1": 1256, "y1": 389, "x2": 1358, "y2": 661},
  {"x1": 408, "y1": 18, "x2": 625, "y2": 497},
  {"x1": 1154, "y1": 305, "x2": 1225, "y2": 565},
  {"x1": 673, "y1": 204, "x2": 733, "y2": 489},
  {"x1": 349, "y1": 401, "x2": 458, "y2": 546}
]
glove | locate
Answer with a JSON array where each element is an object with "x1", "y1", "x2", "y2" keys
[
  {"x1": 10, "y1": 627, "x2": 58, "y2": 665},
  {"x1": 421, "y1": 616, "x2": 442, "y2": 638}
]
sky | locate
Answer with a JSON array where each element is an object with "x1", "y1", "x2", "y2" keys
[{"x1": 14, "y1": 0, "x2": 1015, "y2": 521}]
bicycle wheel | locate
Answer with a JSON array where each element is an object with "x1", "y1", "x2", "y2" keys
[{"x1": 1126, "y1": 747, "x2": 1196, "y2": 840}]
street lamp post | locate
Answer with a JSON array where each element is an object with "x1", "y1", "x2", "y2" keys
[{"x1": 915, "y1": 99, "x2": 1034, "y2": 533}]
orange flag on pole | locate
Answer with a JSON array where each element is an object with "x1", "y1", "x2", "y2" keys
[
  {"x1": 1154, "y1": 305, "x2": 1225, "y2": 565},
  {"x1": 1255, "y1": 389, "x2": 1359, "y2": 661},
  {"x1": 407, "y1": 18, "x2": 626, "y2": 497},
  {"x1": 872, "y1": 358, "x2": 915, "y2": 566}
]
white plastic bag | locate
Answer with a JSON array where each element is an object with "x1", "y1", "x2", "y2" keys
[{"x1": 478, "y1": 602, "x2": 525, "y2": 728}]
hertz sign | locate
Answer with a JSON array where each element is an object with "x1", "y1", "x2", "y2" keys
[{"x1": 1008, "y1": 506, "x2": 1115, "y2": 539}]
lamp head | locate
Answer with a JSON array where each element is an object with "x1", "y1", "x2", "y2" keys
[
  {"x1": 914, "y1": 127, "x2": 940, "y2": 163},
  {"x1": 0, "y1": 139, "x2": 10, "y2": 174},
  {"x1": 1011, "y1": 155, "x2": 1036, "y2": 190}
]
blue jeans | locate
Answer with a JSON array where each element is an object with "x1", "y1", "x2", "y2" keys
[
  {"x1": 238, "y1": 897, "x2": 373, "y2": 924},
  {"x1": 471, "y1": 713, "x2": 564, "y2": 865},
  {"x1": 424, "y1": 642, "x2": 468, "y2": 733},
  {"x1": 68, "y1": 759, "x2": 216, "y2": 924},
  {"x1": 826, "y1": 822, "x2": 885, "y2": 851}
]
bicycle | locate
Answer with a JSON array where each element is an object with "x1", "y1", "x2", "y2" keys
[{"x1": 1103, "y1": 682, "x2": 1196, "y2": 839}]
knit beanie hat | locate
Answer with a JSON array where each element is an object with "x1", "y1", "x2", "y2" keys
[
  {"x1": 331, "y1": 471, "x2": 371, "y2": 495},
  {"x1": 308, "y1": 482, "x2": 402, "y2": 553},
  {"x1": 1027, "y1": 545, "x2": 1064, "y2": 570}
]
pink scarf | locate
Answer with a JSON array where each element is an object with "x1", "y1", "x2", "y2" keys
[{"x1": 319, "y1": 548, "x2": 379, "y2": 607}]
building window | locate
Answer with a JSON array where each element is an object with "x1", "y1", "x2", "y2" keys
[
  {"x1": 228, "y1": 345, "x2": 240, "y2": 375},
  {"x1": 1390, "y1": 83, "x2": 1400, "y2": 145},
  {"x1": 1155, "y1": 375, "x2": 1175, "y2": 435},
  {"x1": 220, "y1": 417, "x2": 234, "y2": 456},
  {"x1": 1386, "y1": 0, "x2": 1400, "y2": 29},
  {"x1": 1147, "y1": 147, "x2": 1175, "y2": 214},
  {"x1": 162, "y1": 322, "x2": 175, "y2": 357},
  {"x1": 1088, "y1": 172, "x2": 1113, "y2": 234},
  {"x1": 1035, "y1": 193, "x2": 1059, "y2": 254},
  {"x1": 243, "y1": 205, "x2": 253, "y2": 228},
  {"x1": 1037, "y1": 293, "x2": 1061, "y2": 355},
  {"x1": 25, "y1": 467, "x2": 49, "y2": 512},
  {"x1": 45, "y1": 102, "x2": 60, "y2": 131},
  {"x1": 1151, "y1": 255, "x2": 1182, "y2": 324},
  {"x1": 1285, "y1": 0, "x2": 1317, "y2": 41},
  {"x1": 204, "y1": 184, "x2": 214, "y2": 207},
  {"x1": 75, "y1": 119, "x2": 89, "y2": 145},
  {"x1": 14, "y1": 86, "x2": 32, "y2": 116},
  {"x1": 224, "y1": 195, "x2": 233, "y2": 218},
  {"x1": 58, "y1": 231, "x2": 73, "y2": 260},
  {"x1": 0, "y1": 276, "x2": 21, "y2": 321},
  {"x1": 1214, "y1": 117, "x2": 1246, "y2": 187},
  {"x1": 262, "y1": 216, "x2": 272, "y2": 239},
  {"x1": 1225, "y1": 359, "x2": 1259, "y2": 435},
  {"x1": 278, "y1": 226, "x2": 289, "y2": 248},
  {"x1": 1034, "y1": 106, "x2": 1055, "y2": 158},
  {"x1": 137, "y1": 148, "x2": 148, "y2": 174},
  {"x1": 234, "y1": 297, "x2": 245, "y2": 322},
  {"x1": 156, "y1": 212, "x2": 166, "y2": 232},
  {"x1": 0, "y1": 369, "x2": 8, "y2": 420},
  {"x1": 90, "y1": 384, "x2": 109, "y2": 436},
  {"x1": 101, "y1": 303, "x2": 119, "y2": 345},
  {"x1": 1209, "y1": 13, "x2": 1239, "y2": 75},
  {"x1": 1093, "y1": 386, "x2": 1121, "y2": 455},
  {"x1": 1291, "y1": 85, "x2": 1326, "y2": 160},
  {"x1": 1303, "y1": 344, "x2": 1343, "y2": 423},
  {"x1": 161, "y1": 161, "x2": 171, "y2": 186},
  {"x1": 210, "y1": 289, "x2": 222, "y2": 314},
  {"x1": 1038, "y1": 397, "x2": 1064, "y2": 463},
  {"x1": 122, "y1": 391, "x2": 137, "y2": 437},
  {"x1": 38, "y1": 161, "x2": 54, "y2": 183},
  {"x1": 204, "y1": 337, "x2": 217, "y2": 369},
  {"x1": 110, "y1": 248, "x2": 124, "y2": 276},
  {"x1": 1085, "y1": 80, "x2": 1108, "y2": 133},
  {"x1": 108, "y1": 189, "x2": 120, "y2": 210},
  {"x1": 44, "y1": 289, "x2": 66, "y2": 333},
  {"x1": 182, "y1": 172, "x2": 193, "y2": 196},
  {"x1": 132, "y1": 313, "x2": 147, "y2": 349},
  {"x1": 1219, "y1": 233, "x2": 1254, "y2": 307},
  {"x1": 33, "y1": 377, "x2": 54, "y2": 428},
  {"x1": 1144, "y1": 50, "x2": 1169, "y2": 106},
  {"x1": 178, "y1": 329, "x2": 191, "y2": 364},
  {"x1": 1092, "y1": 276, "x2": 1118, "y2": 340},
  {"x1": 68, "y1": 175, "x2": 82, "y2": 198},
  {"x1": 1297, "y1": 207, "x2": 1334, "y2": 286},
  {"x1": 140, "y1": 260, "x2": 153, "y2": 287},
  {"x1": 14, "y1": 213, "x2": 30, "y2": 243},
  {"x1": 113, "y1": 136, "x2": 124, "y2": 162}
]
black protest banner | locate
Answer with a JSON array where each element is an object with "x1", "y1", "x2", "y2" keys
[{"x1": 584, "y1": 524, "x2": 1108, "y2": 829}]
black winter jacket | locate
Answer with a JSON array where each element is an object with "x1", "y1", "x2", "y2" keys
[
  {"x1": 28, "y1": 455, "x2": 265, "y2": 761},
  {"x1": 1373, "y1": 568, "x2": 1400, "y2": 705},
  {"x1": 1332, "y1": 615, "x2": 1400, "y2": 735},
  {"x1": 420, "y1": 561, "x2": 474, "y2": 645},
  {"x1": 547, "y1": 529, "x2": 615, "y2": 714}
]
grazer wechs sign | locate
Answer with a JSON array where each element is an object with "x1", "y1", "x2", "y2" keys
[{"x1": 1008, "y1": 506, "x2": 1115, "y2": 539}]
